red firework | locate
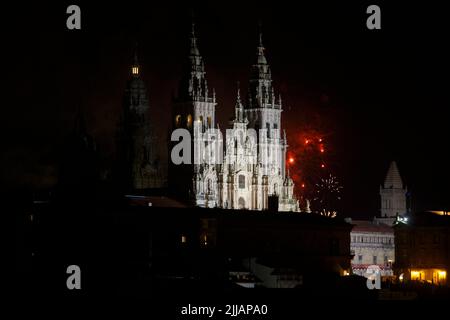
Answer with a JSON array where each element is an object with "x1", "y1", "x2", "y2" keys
[{"x1": 286, "y1": 128, "x2": 334, "y2": 208}]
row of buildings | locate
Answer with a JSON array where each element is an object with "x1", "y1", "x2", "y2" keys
[
  {"x1": 348, "y1": 161, "x2": 449, "y2": 287},
  {"x1": 348, "y1": 161, "x2": 406, "y2": 277},
  {"x1": 20, "y1": 154, "x2": 449, "y2": 296}
]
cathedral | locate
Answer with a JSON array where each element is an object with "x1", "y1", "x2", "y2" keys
[{"x1": 169, "y1": 23, "x2": 299, "y2": 212}]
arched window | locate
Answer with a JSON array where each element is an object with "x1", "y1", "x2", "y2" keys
[
  {"x1": 186, "y1": 114, "x2": 192, "y2": 129},
  {"x1": 175, "y1": 115, "x2": 181, "y2": 127}
]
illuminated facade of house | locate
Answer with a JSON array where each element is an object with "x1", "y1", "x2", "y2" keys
[
  {"x1": 347, "y1": 162, "x2": 404, "y2": 277},
  {"x1": 395, "y1": 211, "x2": 449, "y2": 286},
  {"x1": 348, "y1": 219, "x2": 395, "y2": 277}
]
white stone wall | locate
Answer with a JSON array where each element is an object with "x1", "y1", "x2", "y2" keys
[{"x1": 350, "y1": 230, "x2": 395, "y2": 276}]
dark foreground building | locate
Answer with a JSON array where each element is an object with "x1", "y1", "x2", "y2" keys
[
  {"x1": 395, "y1": 211, "x2": 450, "y2": 286},
  {"x1": 21, "y1": 199, "x2": 356, "y2": 299}
]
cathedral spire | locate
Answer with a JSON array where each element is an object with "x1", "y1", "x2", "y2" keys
[
  {"x1": 234, "y1": 81, "x2": 245, "y2": 122},
  {"x1": 131, "y1": 43, "x2": 140, "y2": 77},
  {"x1": 236, "y1": 81, "x2": 241, "y2": 104},
  {"x1": 247, "y1": 21, "x2": 275, "y2": 110},
  {"x1": 177, "y1": 16, "x2": 210, "y2": 101},
  {"x1": 190, "y1": 20, "x2": 200, "y2": 56},
  {"x1": 259, "y1": 24, "x2": 263, "y2": 47},
  {"x1": 384, "y1": 161, "x2": 404, "y2": 189},
  {"x1": 256, "y1": 21, "x2": 267, "y2": 65}
]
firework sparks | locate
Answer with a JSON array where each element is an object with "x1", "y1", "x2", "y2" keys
[{"x1": 312, "y1": 174, "x2": 343, "y2": 216}]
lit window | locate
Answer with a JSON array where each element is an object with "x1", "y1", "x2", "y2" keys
[
  {"x1": 175, "y1": 115, "x2": 181, "y2": 127},
  {"x1": 239, "y1": 175, "x2": 245, "y2": 189},
  {"x1": 411, "y1": 270, "x2": 423, "y2": 281},
  {"x1": 186, "y1": 114, "x2": 192, "y2": 129},
  {"x1": 181, "y1": 235, "x2": 187, "y2": 244},
  {"x1": 438, "y1": 270, "x2": 447, "y2": 282},
  {"x1": 132, "y1": 66, "x2": 139, "y2": 75}
]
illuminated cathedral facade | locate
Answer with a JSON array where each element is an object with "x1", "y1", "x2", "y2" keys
[{"x1": 169, "y1": 23, "x2": 299, "y2": 211}]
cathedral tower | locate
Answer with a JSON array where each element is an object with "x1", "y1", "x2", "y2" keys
[
  {"x1": 380, "y1": 161, "x2": 407, "y2": 220},
  {"x1": 116, "y1": 46, "x2": 164, "y2": 192},
  {"x1": 169, "y1": 21, "x2": 219, "y2": 206},
  {"x1": 245, "y1": 28, "x2": 286, "y2": 179}
]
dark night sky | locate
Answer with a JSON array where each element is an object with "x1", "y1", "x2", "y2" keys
[{"x1": 5, "y1": 1, "x2": 450, "y2": 218}]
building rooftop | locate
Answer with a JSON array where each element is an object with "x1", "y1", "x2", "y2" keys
[
  {"x1": 396, "y1": 210, "x2": 450, "y2": 227},
  {"x1": 350, "y1": 220, "x2": 394, "y2": 233}
]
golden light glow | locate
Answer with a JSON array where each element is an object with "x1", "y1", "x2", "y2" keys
[
  {"x1": 411, "y1": 269, "x2": 447, "y2": 284},
  {"x1": 186, "y1": 114, "x2": 193, "y2": 128},
  {"x1": 175, "y1": 115, "x2": 181, "y2": 127},
  {"x1": 411, "y1": 270, "x2": 422, "y2": 281},
  {"x1": 289, "y1": 157, "x2": 294, "y2": 164},
  {"x1": 132, "y1": 66, "x2": 139, "y2": 75},
  {"x1": 181, "y1": 235, "x2": 187, "y2": 243},
  {"x1": 429, "y1": 210, "x2": 449, "y2": 216}
]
